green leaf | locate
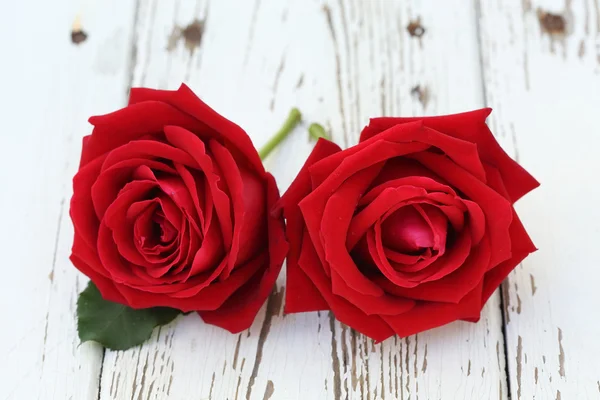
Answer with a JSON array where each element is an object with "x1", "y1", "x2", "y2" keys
[{"x1": 77, "y1": 281, "x2": 181, "y2": 350}]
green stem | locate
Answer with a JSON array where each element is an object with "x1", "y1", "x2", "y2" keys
[
  {"x1": 258, "y1": 108, "x2": 302, "y2": 160},
  {"x1": 308, "y1": 123, "x2": 331, "y2": 141}
]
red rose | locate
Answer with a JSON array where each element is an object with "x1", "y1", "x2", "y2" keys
[
  {"x1": 277, "y1": 109, "x2": 538, "y2": 341},
  {"x1": 70, "y1": 84, "x2": 287, "y2": 333}
]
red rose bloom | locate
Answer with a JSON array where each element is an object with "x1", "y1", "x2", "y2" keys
[
  {"x1": 277, "y1": 109, "x2": 538, "y2": 341},
  {"x1": 70, "y1": 84, "x2": 287, "y2": 333}
]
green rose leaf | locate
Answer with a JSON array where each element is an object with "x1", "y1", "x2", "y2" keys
[{"x1": 77, "y1": 281, "x2": 181, "y2": 350}]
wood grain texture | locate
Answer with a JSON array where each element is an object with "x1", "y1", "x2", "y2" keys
[
  {"x1": 0, "y1": 1, "x2": 137, "y2": 399},
  {"x1": 9, "y1": 0, "x2": 596, "y2": 399},
  {"x1": 478, "y1": 0, "x2": 600, "y2": 399},
  {"x1": 99, "y1": 1, "x2": 508, "y2": 399}
]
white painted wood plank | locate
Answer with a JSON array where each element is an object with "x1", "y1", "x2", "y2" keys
[
  {"x1": 100, "y1": 1, "x2": 509, "y2": 399},
  {"x1": 325, "y1": 1, "x2": 508, "y2": 399},
  {"x1": 0, "y1": 1, "x2": 137, "y2": 399},
  {"x1": 478, "y1": 0, "x2": 600, "y2": 399},
  {"x1": 101, "y1": 3, "x2": 336, "y2": 399}
]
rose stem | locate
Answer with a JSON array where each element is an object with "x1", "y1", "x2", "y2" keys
[
  {"x1": 258, "y1": 108, "x2": 302, "y2": 160},
  {"x1": 308, "y1": 123, "x2": 331, "y2": 141}
]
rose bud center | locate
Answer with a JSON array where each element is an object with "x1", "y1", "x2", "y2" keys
[
  {"x1": 381, "y1": 206, "x2": 435, "y2": 253},
  {"x1": 133, "y1": 201, "x2": 180, "y2": 257}
]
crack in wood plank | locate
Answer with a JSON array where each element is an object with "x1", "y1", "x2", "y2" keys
[
  {"x1": 329, "y1": 313, "x2": 342, "y2": 400},
  {"x1": 322, "y1": 4, "x2": 348, "y2": 148},
  {"x1": 262, "y1": 380, "x2": 274, "y2": 400},
  {"x1": 233, "y1": 334, "x2": 242, "y2": 370},
  {"x1": 243, "y1": 0, "x2": 262, "y2": 67},
  {"x1": 516, "y1": 336, "x2": 523, "y2": 400},
  {"x1": 270, "y1": 55, "x2": 286, "y2": 111},
  {"x1": 558, "y1": 328, "x2": 565, "y2": 377},
  {"x1": 245, "y1": 287, "x2": 279, "y2": 400}
]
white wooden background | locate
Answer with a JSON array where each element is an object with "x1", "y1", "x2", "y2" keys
[{"x1": 1, "y1": 0, "x2": 599, "y2": 399}]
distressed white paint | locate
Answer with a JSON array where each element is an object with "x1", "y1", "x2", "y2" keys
[
  {"x1": 478, "y1": 0, "x2": 600, "y2": 399},
  {"x1": 0, "y1": 1, "x2": 137, "y2": 399}
]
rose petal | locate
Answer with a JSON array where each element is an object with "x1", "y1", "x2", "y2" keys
[
  {"x1": 174, "y1": 163, "x2": 206, "y2": 231},
  {"x1": 128, "y1": 84, "x2": 265, "y2": 175},
  {"x1": 330, "y1": 269, "x2": 415, "y2": 316},
  {"x1": 462, "y1": 200, "x2": 485, "y2": 245},
  {"x1": 481, "y1": 211, "x2": 537, "y2": 303},
  {"x1": 101, "y1": 140, "x2": 197, "y2": 172},
  {"x1": 412, "y1": 152, "x2": 513, "y2": 268},
  {"x1": 381, "y1": 282, "x2": 484, "y2": 338},
  {"x1": 155, "y1": 174, "x2": 202, "y2": 235},
  {"x1": 376, "y1": 236, "x2": 488, "y2": 303},
  {"x1": 277, "y1": 139, "x2": 341, "y2": 313},
  {"x1": 115, "y1": 254, "x2": 266, "y2": 311},
  {"x1": 83, "y1": 101, "x2": 205, "y2": 167},
  {"x1": 200, "y1": 173, "x2": 287, "y2": 333},
  {"x1": 418, "y1": 204, "x2": 448, "y2": 251},
  {"x1": 367, "y1": 223, "x2": 432, "y2": 288},
  {"x1": 383, "y1": 246, "x2": 423, "y2": 265},
  {"x1": 277, "y1": 138, "x2": 342, "y2": 211},
  {"x1": 360, "y1": 109, "x2": 539, "y2": 202},
  {"x1": 307, "y1": 122, "x2": 426, "y2": 189},
  {"x1": 72, "y1": 231, "x2": 110, "y2": 279},
  {"x1": 210, "y1": 139, "x2": 266, "y2": 274},
  {"x1": 320, "y1": 164, "x2": 386, "y2": 296},
  {"x1": 381, "y1": 205, "x2": 434, "y2": 252},
  {"x1": 186, "y1": 218, "x2": 224, "y2": 277},
  {"x1": 361, "y1": 124, "x2": 487, "y2": 181},
  {"x1": 347, "y1": 186, "x2": 427, "y2": 250},
  {"x1": 300, "y1": 140, "x2": 430, "y2": 270},
  {"x1": 297, "y1": 233, "x2": 394, "y2": 342},
  {"x1": 368, "y1": 157, "x2": 451, "y2": 190},
  {"x1": 71, "y1": 154, "x2": 105, "y2": 248},
  {"x1": 97, "y1": 221, "x2": 149, "y2": 286},
  {"x1": 285, "y1": 246, "x2": 329, "y2": 313},
  {"x1": 308, "y1": 139, "x2": 429, "y2": 194},
  {"x1": 70, "y1": 254, "x2": 127, "y2": 304},
  {"x1": 360, "y1": 175, "x2": 456, "y2": 206},
  {"x1": 163, "y1": 125, "x2": 233, "y2": 249},
  {"x1": 104, "y1": 180, "x2": 157, "y2": 267}
]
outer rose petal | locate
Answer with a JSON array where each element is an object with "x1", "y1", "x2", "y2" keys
[
  {"x1": 298, "y1": 233, "x2": 395, "y2": 342},
  {"x1": 480, "y1": 162, "x2": 537, "y2": 302},
  {"x1": 128, "y1": 84, "x2": 265, "y2": 175},
  {"x1": 360, "y1": 109, "x2": 540, "y2": 202},
  {"x1": 481, "y1": 211, "x2": 537, "y2": 303},
  {"x1": 81, "y1": 102, "x2": 204, "y2": 167},
  {"x1": 115, "y1": 255, "x2": 265, "y2": 311},
  {"x1": 308, "y1": 128, "x2": 428, "y2": 190},
  {"x1": 70, "y1": 254, "x2": 127, "y2": 304},
  {"x1": 200, "y1": 173, "x2": 287, "y2": 333},
  {"x1": 321, "y1": 164, "x2": 385, "y2": 296},
  {"x1": 276, "y1": 139, "x2": 342, "y2": 313},
  {"x1": 382, "y1": 282, "x2": 484, "y2": 338},
  {"x1": 71, "y1": 154, "x2": 107, "y2": 248}
]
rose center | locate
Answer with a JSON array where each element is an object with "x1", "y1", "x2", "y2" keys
[
  {"x1": 381, "y1": 205, "x2": 434, "y2": 254},
  {"x1": 135, "y1": 206, "x2": 178, "y2": 253},
  {"x1": 151, "y1": 211, "x2": 177, "y2": 244}
]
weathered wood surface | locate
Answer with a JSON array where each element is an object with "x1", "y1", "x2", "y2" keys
[
  {"x1": 0, "y1": 0, "x2": 597, "y2": 399},
  {"x1": 479, "y1": 0, "x2": 600, "y2": 399},
  {"x1": 0, "y1": 1, "x2": 137, "y2": 399}
]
